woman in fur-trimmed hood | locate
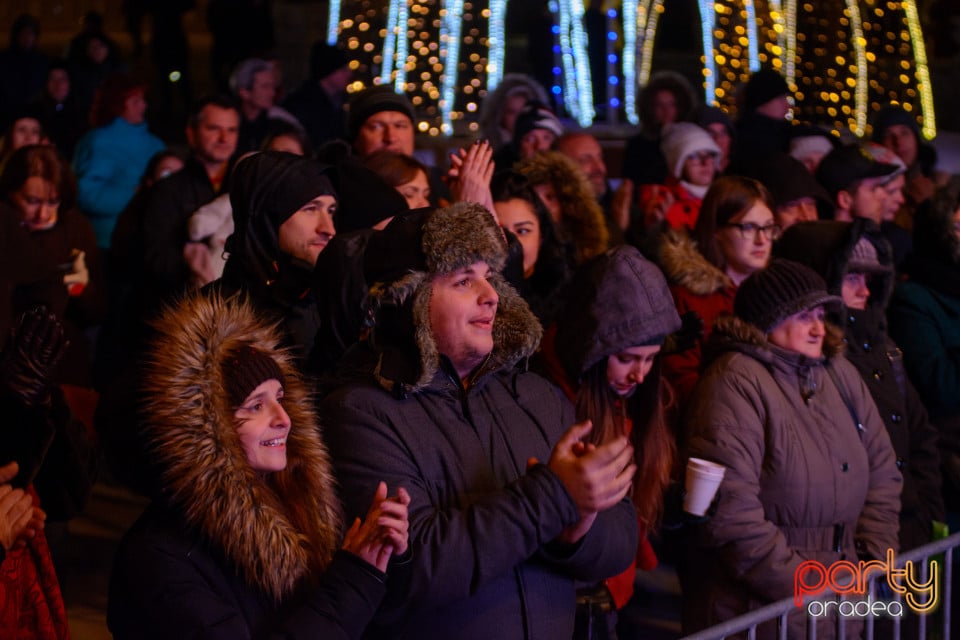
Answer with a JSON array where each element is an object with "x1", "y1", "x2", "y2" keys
[
  {"x1": 108, "y1": 291, "x2": 409, "y2": 639},
  {"x1": 680, "y1": 259, "x2": 901, "y2": 639},
  {"x1": 517, "y1": 150, "x2": 609, "y2": 266}
]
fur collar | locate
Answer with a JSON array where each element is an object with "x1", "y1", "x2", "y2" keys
[
  {"x1": 143, "y1": 292, "x2": 342, "y2": 602},
  {"x1": 657, "y1": 227, "x2": 732, "y2": 295},
  {"x1": 708, "y1": 313, "x2": 846, "y2": 361},
  {"x1": 517, "y1": 151, "x2": 609, "y2": 264}
]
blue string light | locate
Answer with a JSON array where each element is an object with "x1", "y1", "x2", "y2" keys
[
  {"x1": 698, "y1": 0, "x2": 717, "y2": 104},
  {"x1": 622, "y1": 0, "x2": 639, "y2": 124},
  {"x1": 439, "y1": 0, "x2": 465, "y2": 134},
  {"x1": 326, "y1": 1, "x2": 340, "y2": 46},
  {"x1": 380, "y1": 0, "x2": 402, "y2": 85},
  {"x1": 488, "y1": 0, "x2": 507, "y2": 90},
  {"x1": 745, "y1": 0, "x2": 760, "y2": 72}
]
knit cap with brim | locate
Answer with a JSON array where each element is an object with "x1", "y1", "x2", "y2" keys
[{"x1": 734, "y1": 258, "x2": 843, "y2": 333}]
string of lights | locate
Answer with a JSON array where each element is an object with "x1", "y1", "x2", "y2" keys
[
  {"x1": 698, "y1": 0, "x2": 716, "y2": 104},
  {"x1": 902, "y1": 0, "x2": 936, "y2": 139},
  {"x1": 622, "y1": 0, "x2": 639, "y2": 124},
  {"x1": 486, "y1": 0, "x2": 506, "y2": 90},
  {"x1": 438, "y1": 0, "x2": 466, "y2": 133},
  {"x1": 330, "y1": 0, "x2": 934, "y2": 139}
]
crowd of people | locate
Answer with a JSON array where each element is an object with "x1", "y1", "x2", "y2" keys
[{"x1": 1, "y1": 9, "x2": 960, "y2": 640}]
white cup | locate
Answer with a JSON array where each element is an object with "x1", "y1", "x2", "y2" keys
[{"x1": 684, "y1": 457, "x2": 726, "y2": 516}]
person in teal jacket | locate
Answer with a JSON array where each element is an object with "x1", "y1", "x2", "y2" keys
[
  {"x1": 888, "y1": 176, "x2": 960, "y2": 509},
  {"x1": 73, "y1": 73, "x2": 164, "y2": 248}
]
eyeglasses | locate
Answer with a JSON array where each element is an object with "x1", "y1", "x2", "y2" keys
[{"x1": 724, "y1": 221, "x2": 782, "y2": 241}]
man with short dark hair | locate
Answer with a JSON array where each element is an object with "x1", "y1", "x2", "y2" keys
[{"x1": 139, "y1": 96, "x2": 240, "y2": 310}]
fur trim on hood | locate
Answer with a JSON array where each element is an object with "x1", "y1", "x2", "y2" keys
[
  {"x1": 143, "y1": 291, "x2": 342, "y2": 602},
  {"x1": 656, "y1": 227, "x2": 732, "y2": 295},
  {"x1": 707, "y1": 313, "x2": 845, "y2": 363},
  {"x1": 366, "y1": 204, "x2": 543, "y2": 393},
  {"x1": 517, "y1": 151, "x2": 609, "y2": 265}
]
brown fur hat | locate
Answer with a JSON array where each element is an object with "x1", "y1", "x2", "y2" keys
[{"x1": 366, "y1": 202, "x2": 542, "y2": 391}]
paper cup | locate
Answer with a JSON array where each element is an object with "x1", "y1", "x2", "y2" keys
[{"x1": 684, "y1": 457, "x2": 726, "y2": 516}]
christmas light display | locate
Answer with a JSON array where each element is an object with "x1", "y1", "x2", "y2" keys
[{"x1": 328, "y1": 0, "x2": 935, "y2": 139}]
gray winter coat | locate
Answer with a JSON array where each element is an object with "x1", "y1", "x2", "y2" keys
[{"x1": 681, "y1": 316, "x2": 902, "y2": 638}]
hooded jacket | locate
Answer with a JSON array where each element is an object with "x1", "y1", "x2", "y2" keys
[
  {"x1": 517, "y1": 151, "x2": 609, "y2": 266},
  {"x1": 108, "y1": 292, "x2": 387, "y2": 639},
  {"x1": 775, "y1": 219, "x2": 943, "y2": 549},
  {"x1": 681, "y1": 315, "x2": 901, "y2": 638},
  {"x1": 539, "y1": 245, "x2": 680, "y2": 608},
  {"x1": 888, "y1": 177, "x2": 960, "y2": 507},
  {"x1": 218, "y1": 152, "x2": 338, "y2": 363},
  {"x1": 655, "y1": 227, "x2": 736, "y2": 403},
  {"x1": 321, "y1": 204, "x2": 638, "y2": 639}
]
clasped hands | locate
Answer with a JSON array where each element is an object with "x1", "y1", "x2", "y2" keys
[
  {"x1": 535, "y1": 420, "x2": 636, "y2": 544},
  {"x1": 342, "y1": 481, "x2": 411, "y2": 573}
]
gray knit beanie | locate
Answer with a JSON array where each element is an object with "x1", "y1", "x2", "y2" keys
[{"x1": 734, "y1": 259, "x2": 842, "y2": 333}]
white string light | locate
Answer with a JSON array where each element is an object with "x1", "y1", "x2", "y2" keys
[
  {"x1": 744, "y1": 0, "x2": 760, "y2": 72},
  {"x1": 439, "y1": 0, "x2": 466, "y2": 134},
  {"x1": 639, "y1": 0, "x2": 663, "y2": 90},
  {"x1": 392, "y1": 0, "x2": 411, "y2": 93},
  {"x1": 380, "y1": 0, "x2": 402, "y2": 85},
  {"x1": 902, "y1": 0, "x2": 936, "y2": 139},
  {"x1": 622, "y1": 0, "x2": 640, "y2": 124},
  {"x1": 844, "y1": 0, "x2": 868, "y2": 136},
  {"x1": 487, "y1": 0, "x2": 507, "y2": 90},
  {"x1": 568, "y1": 0, "x2": 595, "y2": 125},
  {"x1": 697, "y1": 0, "x2": 716, "y2": 104}
]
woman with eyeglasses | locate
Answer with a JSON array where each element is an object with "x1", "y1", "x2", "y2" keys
[{"x1": 656, "y1": 175, "x2": 779, "y2": 405}]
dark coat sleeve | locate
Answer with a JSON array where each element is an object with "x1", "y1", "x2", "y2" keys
[
  {"x1": 904, "y1": 376, "x2": 945, "y2": 532},
  {"x1": 1, "y1": 388, "x2": 96, "y2": 520},
  {"x1": 323, "y1": 385, "x2": 637, "y2": 615},
  {"x1": 139, "y1": 178, "x2": 194, "y2": 296},
  {"x1": 110, "y1": 517, "x2": 386, "y2": 640}
]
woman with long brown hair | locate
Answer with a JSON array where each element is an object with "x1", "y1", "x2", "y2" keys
[{"x1": 538, "y1": 244, "x2": 681, "y2": 636}]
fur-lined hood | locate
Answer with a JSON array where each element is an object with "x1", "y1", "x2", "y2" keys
[
  {"x1": 656, "y1": 227, "x2": 732, "y2": 295},
  {"x1": 705, "y1": 313, "x2": 845, "y2": 371},
  {"x1": 142, "y1": 292, "x2": 342, "y2": 602},
  {"x1": 363, "y1": 204, "x2": 543, "y2": 394},
  {"x1": 517, "y1": 151, "x2": 609, "y2": 265}
]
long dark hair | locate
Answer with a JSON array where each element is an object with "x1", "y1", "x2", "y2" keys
[{"x1": 575, "y1": 357, "x2": 675, "y2": 529}]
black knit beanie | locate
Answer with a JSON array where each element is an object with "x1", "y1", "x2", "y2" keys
[
  {"x1": 347, "y1": 86, "x2": 416, "y2": 141},
  {"x1": 743, "y1": 69, "x2": 790, "y2": 114},
  {"x1": 734, "y1": 259, "x2": 843, "y2": 333},
  {"x1": 222, "y1": 345, "x2": 285, "y2": 407},
  {"x1": 512, "y1": 101, "x2": 564, "y2": 147}
]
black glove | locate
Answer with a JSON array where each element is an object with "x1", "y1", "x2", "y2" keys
[
  {"x1": 663, "y1": 311, "x2": 704, "y2": 355},
  {"x1": 0, "y1": 307, "x2": 69, "y2": 407}
]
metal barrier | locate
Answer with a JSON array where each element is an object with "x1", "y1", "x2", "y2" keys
[{"x1": 682, "y1": 532, "x2": 960, "y2": 640}]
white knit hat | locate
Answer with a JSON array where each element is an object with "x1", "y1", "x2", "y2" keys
[{"x1": 661, "y1": 122, "x2": 721, "y2": 179}]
